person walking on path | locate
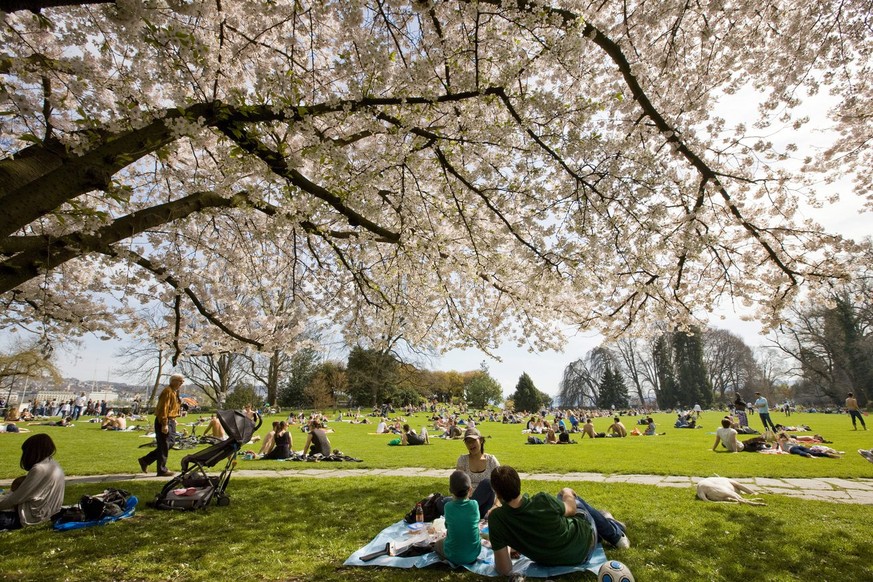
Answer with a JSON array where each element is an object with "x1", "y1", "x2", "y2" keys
[
  {"x1": 846, "y1": 393, "x2": 867, "y2": 430},
  {"x1": 138, "y1": 373, "x2": 183, "y2": 477},
  {"x1": 754, "y1": 392, "x2": 777, "y2": 433}
]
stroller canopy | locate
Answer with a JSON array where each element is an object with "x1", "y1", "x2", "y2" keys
[{"x1": 217, "y1": 409, "x2": 258, "y2": 443}]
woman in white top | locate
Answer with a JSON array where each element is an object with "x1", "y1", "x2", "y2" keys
[
  {"x1": 453, "y1": 426, "x2": 499, "y2": 515},
  {"x1": 0, "y1": 434, "x2": 65, "y2": 530}
]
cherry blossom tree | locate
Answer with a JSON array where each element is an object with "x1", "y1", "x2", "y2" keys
[{"x1": 1, "y1": 0, "x2": 869, "y2": 362}]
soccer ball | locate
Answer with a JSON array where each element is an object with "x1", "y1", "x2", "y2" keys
[{"x1": 597, "y1": 560, "x2": 635, "y2": 582}]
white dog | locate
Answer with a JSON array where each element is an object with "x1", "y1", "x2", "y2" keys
[{"x1": 696, "y1": 477, "x2": 766, "y2": 506}]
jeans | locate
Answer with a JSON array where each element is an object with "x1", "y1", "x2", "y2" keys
[
  {"x1": 573, "y1": 496, "x2": 626, "y2": 547},
  {"x1": 849, "y1": 410, "x2": 867, "y2": 429},
  {"x1": 72, "y1": 405, "x2": 83, "y2": 420},
  {"x1": 759, "y1": 412, "x2": 776, "y2": 431}
]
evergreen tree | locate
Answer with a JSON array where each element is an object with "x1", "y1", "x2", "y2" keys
[
  {"x1": 597, "y1": 364, "x2": 630, "y2": 409},
  {"x1": 674, "y1": 327, "x2": 713, "y2": 407},
  {"x1": 511, "y1": 372, "x2": 542, "y2": 412},
  {"x1": 465, "y1": 363, "x2": 504, "y2": 409},
  {"x1": 277, "y1": 347, "x2": 320, "y2": 408},
  {"x1": 652, "y1": 334, "x2": 677, "y2": 409}
]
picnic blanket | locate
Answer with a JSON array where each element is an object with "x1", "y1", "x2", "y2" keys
[
  {"x1": 53, "y1": 496, "x2": 138, "y2": 531},
  {"x1": 344, "y1": 520, "x2": 608, "y2": 577}
]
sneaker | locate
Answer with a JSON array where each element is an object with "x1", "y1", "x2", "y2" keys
[
  {"x1": 859, "y1": 449, "x2": 873, "y2": 463},
  {"x1": 614, "y1": 534, "x2": 631, "y2": 550}
]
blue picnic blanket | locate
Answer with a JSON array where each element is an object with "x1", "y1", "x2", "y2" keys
[
  {"x1": 53, "y1": 496, "x2": 138, "y2": 531},
  {"x1": 344, "y1": 520, "x2": 608, "y2": 577}
]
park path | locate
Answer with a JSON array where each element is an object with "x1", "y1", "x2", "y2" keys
[{"x1": 4, "y1": 468, "x2": 873, "y2": 505}]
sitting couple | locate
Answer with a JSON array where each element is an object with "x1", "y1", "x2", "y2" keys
[{"x1": 436, "y1": 464, "x2": 630, "y2": 575}]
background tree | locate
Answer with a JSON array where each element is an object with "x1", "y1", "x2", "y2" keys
[
  {"x1": 304, "y1": 361, "x2": 345, "y2": 411},
  {"x1": 597, "y1": 364, "x2": 630, "y2": 409},
  {"x1": 511, "y1": 373, "x2": 545, "y2": 413},
  {"x1": 557, "y1": 346, "x2": 612, "y2": 407},
  {"x1": 651, "y1": 334, "x2": 677, "y2": 409},
  {"x1": 179, "y1": 352, "x2": 248, "y2": 407},
  {"x1": 0, "y1": 342, "x2": 62, "y2": 411},
  {"x1": 611, "y1": 337, "x2": 656, "y2": 406},
  {"x1": 345, "y1": 347, "x2": 399, "y2": 408},
  {"x1": 224, "y1": 383, "x2": 260, "y2": 411},
  {"x1": 703, "y1": 328, "x2": 759, "y2": 403},
  {"x1": 464, "y1": 363, "x2": 504, "y2": 409},
  {"x1": 673, "y1": 327, "x2": 713, "y2": 408},
  {"x1": 775, "y1": 279, "x2": 873, "y2": 405},
  {"x1": 277, "y1": 347, "x2": 321, "y2": 408}
]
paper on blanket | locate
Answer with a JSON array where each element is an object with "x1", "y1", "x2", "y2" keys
[{"x1": 344, "y1": 520, "x2": 608, "y2": 577}]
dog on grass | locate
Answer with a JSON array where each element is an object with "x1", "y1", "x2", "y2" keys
[{"x1": 696, "y1": 477, "x2": 766, "y2": 506}]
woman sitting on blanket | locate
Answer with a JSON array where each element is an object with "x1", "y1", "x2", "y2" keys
[
  {"x1": 262, "y1": 421, "x2": 293, "y2": 460},
  {"x1": 303, "y1": 420, "x2": 332, "y2": 456},
  {"x1": 0, "y1": 434, "x2": 65, "y2": 531},
  {"x1": 441, "y1": 427, "x2": 499, "y2": 516}
]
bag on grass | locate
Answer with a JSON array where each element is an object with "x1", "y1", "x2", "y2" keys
[
  {"x1": 80, "y1": 488, "x2": 132, "y2": 520},
  {"x1": 403, "y1": 492, "x2": 442, "y2": 524}
]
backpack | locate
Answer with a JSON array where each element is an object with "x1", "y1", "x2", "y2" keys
[
  {"x1": 403, "y1": 492, "x2": 443, "y2": 524},
  {"x1": 80, "y1": 488, "x2": 132, "y2": 520}
]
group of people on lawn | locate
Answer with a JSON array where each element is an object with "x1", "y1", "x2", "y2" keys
[{"x1": 428, "y1": 425, "x2": 629, "y2": 575}]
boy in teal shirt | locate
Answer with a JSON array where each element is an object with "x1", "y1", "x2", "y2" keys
[{"x1": 435, "y1": 470, "x2": 481, "y2": 564}]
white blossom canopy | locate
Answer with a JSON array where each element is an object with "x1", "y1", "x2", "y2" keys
[{"x1": 0, "y1": 0, "x2": 869, "y2": 357}]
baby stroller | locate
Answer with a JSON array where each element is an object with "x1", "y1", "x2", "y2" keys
[{"x1": 151, "y1": 409, "x2": 261, "y2": 510}]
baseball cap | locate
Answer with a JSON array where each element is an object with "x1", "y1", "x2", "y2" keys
[
  {"x1": 449, "y1": 470, "x2": 471, "y2": 497},
  {"x1": 463, "y1": 427, "x2": 482, "y2": 440}
]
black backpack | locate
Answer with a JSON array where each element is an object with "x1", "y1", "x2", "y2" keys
[
  {"x1": 403, "y1": 492, "x2": 443, "y2": 524},
  {"x1": 80, "y1": 488, "x2": 131, "y2": 520}
]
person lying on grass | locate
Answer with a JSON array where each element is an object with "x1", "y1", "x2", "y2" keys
[
  {"x1": 777, "y1": 433, "x2": 842, "y2": 458},
  {"x1": 487, "y1": 465, "x2": 629, "y2": 576}
]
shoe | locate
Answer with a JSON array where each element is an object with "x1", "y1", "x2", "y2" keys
[
  {"x1": 859, "y1": 450, "x2": 873, "y2": 463},
  {"x1": 138, "y1": 457, "x2": 149, "y2": 473},
  {"x1": 156, "y1": 471, "x2": 176, "y2": 477},
  {"x1": 614, "y1": 534, "x2": 631, "y2": 550}
]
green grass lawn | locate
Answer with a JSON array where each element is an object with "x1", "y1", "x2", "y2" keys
[
  {"x1": 2, "y1": 410, "x2": 872, "y2": 581},
  {"x1": 3, "y1": 410, "x2": 871, "y2": 480}
]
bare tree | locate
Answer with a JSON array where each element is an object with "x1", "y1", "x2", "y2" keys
[
  {"x1": 610, "y1": 337, "x2": 657, "y2": 405},
  {"x1": 180, "y1": 352, "x2": 249, "y2": 407},
  {"x1": 703, "y1": 328, "x2": 760, "y2": 403}
]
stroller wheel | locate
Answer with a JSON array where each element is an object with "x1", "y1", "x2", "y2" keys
[{"x1": 216, "y1": 495, "x2": 230, "y2": 507}]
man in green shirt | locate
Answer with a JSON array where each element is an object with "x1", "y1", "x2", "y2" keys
[{"x1": 488, "y1": 465, "x2": 629, "y2": 576}]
